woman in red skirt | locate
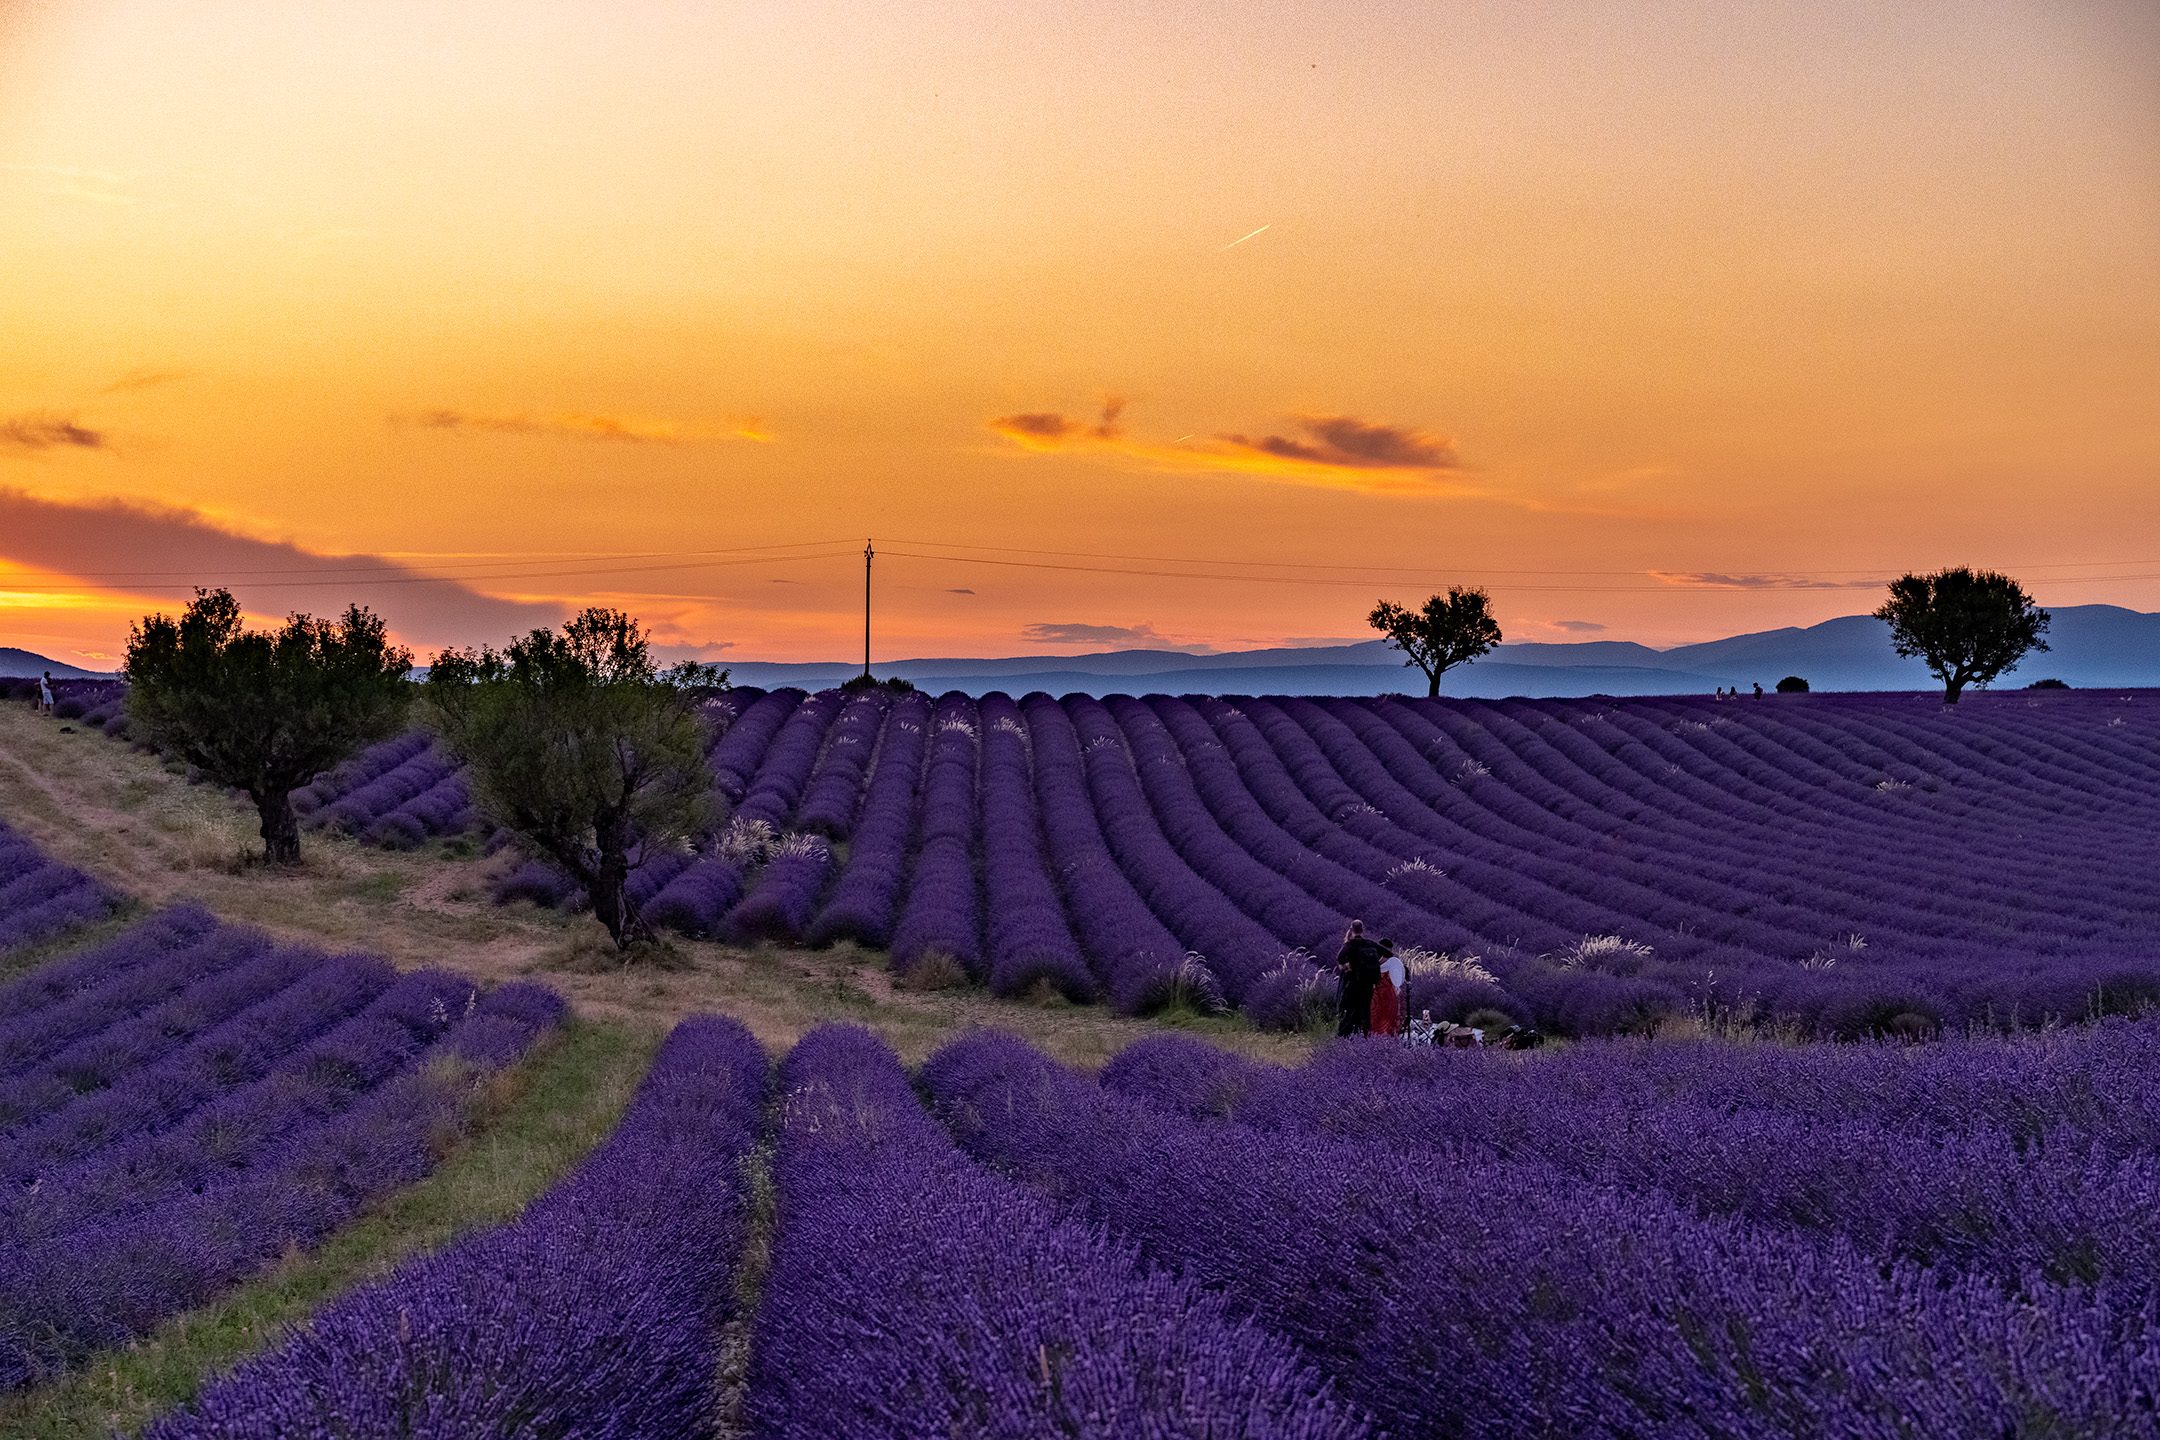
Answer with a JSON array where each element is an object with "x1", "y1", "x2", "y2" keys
[{"x1": 1370, "y1": 939, "x2": 1406, "y2": 1038}]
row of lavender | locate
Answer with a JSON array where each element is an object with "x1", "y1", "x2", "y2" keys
[
  {"x1": 155, "y1": 1016, "x2": 1373, "y2": 1437},
  {"x1": 0, "y1": 904, "x2": 562, "y2": 1389},
  {"x1": 0, "y1": 818, "x2": 120, "y2": 957},
  {"x1": 315, "y1": 684, "x2": 2160, "y2": 1036},
  {"x1": 157, "y1": 1015, "x2": 2160, "y2": 1437},
  {"x1": 925, "y1": 1023, "x2": 2160, "y2": 1438}
]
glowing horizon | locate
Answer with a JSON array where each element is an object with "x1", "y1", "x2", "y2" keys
[{"x1": 3, "y1": 0, "x2": 2154, "y2": 668}]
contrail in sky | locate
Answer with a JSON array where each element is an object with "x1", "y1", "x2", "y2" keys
[{"x1": 1221, "y1": 225, "x2": 1270, "y2": 251}]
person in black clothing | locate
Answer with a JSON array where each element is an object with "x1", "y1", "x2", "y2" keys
[{"x1": 1334, "y1": 920, "x2": 1383, "y2": 1038}]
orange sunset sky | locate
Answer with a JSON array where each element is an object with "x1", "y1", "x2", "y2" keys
[{"x1": 2, "y1": 0, "x2": 2156, "y2": 669}]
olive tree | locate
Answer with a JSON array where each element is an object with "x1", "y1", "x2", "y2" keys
[
  {"x1": 1873, "y1": 568, "x2": 2050, "y2": 705},
  {"x1": 1369, "y1": 587, "x2": 1503, "y2": 698},
  {"x1": 426, "y1": 608, "x2": 725, "y2": 948},
  {"x1": 123, "y1": 589, "x2": 414, "y2": 865}
]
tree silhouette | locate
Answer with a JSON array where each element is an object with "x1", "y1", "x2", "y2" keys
[
  {"x1": 1873, "y1": 568, "x2": 2050, "y2": 705},
  {"x1": 1368, "y1": 588, "x2": 1503, "y2": 698},
  {"x1": 124, "y1": 589, "x2": 413, "y2": 865},
  {"x1": 426, "y1": 608, "x2": 726, "y2": 948}
]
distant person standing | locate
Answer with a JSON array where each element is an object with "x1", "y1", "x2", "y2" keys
[
  {"x1": 1335, "y1": 921, "x2": 1383, "y2": 1038},
  {"x1": 1371, "y1": 939, "x2": 1406, "y2": 1038},
  {"x1": 37, "y1": 672, "x2": 54, "y2": 715},
  {"x1": 1752, "y1": 681, "x2": 1763, "y2": 698}
]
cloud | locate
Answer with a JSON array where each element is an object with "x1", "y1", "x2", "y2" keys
[
  {"x1": 410, "y1": 409, "x2": 686, "y2": 444},
  {"x1": 651, "y1": 640, "x2": 736, "y2": 665},
  {"x1": 1021, "y1": 621, "x2": 1172, "y2": 646},
  {"x1": 1, "y1": 414, "x2": 108, "y2": 455},
  {"x1": 404, "y1": 408, "x2": 777, "y2": 446},
  {"x1": 947, "y1": 588, "x2": 975, "y2": 595},
  {"x1": 1649, "y1": 571, "x2": 1879, "y2": 591},
  {"x1": 102, "y1": 368, "x2": 194, "y2": 394},
  {"x1": 989, "y1": 403, "x2": 1473, "y2": 496},
  {"x1": 0, "y1": 487, "x2": 561, "y2": 648},
  {"x1": 1220, "y1": 416, "x2": 1458, "y2": 471},
  {"x1": 1550, "y1": 619, "x2": 1607, "y2": 632}
]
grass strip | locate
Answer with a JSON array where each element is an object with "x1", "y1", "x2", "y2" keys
[{"x1": 0, "y1": 1016, "x2": 663, "y2": 1440}]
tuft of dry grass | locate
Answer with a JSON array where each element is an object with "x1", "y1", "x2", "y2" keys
[{"x1": 893, "y1": 951, "x2": 969, "y2": 993}]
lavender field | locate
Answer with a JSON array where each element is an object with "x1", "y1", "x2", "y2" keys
[
  {"x1": 142, "y1": 1014, "x2": 2160, "y2": 1438},
  {"x1": 0, "y1": 901, "x2": 562, "y2": 1390},
  {"x1": 319, "y1": 684, "x2": 2160, "y2": 1039}
]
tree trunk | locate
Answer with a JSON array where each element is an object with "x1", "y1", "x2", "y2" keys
[
  {"x1": 1942, "y1": 679, "x2": 1965, "y2": 705},
  {"x1": 1427, "y1": 671, "x2": 1442, "y2": 699},
  {"x1": 255, "y1": 789, "x2": 302, "y2": 865},
  {"x1": 589, "y1": 815, "x2": 652, "y2": 949}
]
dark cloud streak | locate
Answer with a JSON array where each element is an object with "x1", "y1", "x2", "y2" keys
[
  {"x1": 102, "y1": 369, "x2": 194, "y2": 394},
  {"x1": 1, "y1": 414, "x2": 108, "y2": 454},
  {"x1": 1218, "y1": 415, "x2": 1457, "y2": 470},
  {"x1": 0, "y1": 488, "x2": 561, "y2": 647}
]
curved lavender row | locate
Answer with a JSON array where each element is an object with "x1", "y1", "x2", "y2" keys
[
  {"x1": 805, "y1": 692, "x2": 931, "y2": 948},
  {"x1": 977, "y1": 694, "x2": 1094, "y2": 999},
  {"x1": 0, "y1": 978, "x2": 564, "y2": 1390},
  {"x1": 926, "y1": 1030, "x2": 2160, "y2": 1440},
  {"x1": 0, "y1": 820, "x2": 120, "y2": 955},
  {"x1": 1105, "y1": 1029, "x2": 2160, "y2": 1291},
  {"x1": 707, "y1": 688, "x2": 799, "y2": 802},
  {"x1": 730, "y1": 689, "x2": 845, "y2": 833},
  {"x1": 0, "y1": 908, "x2": 242, "y2": 1081},
  {"x1": 720, "y1": 696, "x2": 862, "y2": 941},
  {"x1": 313, "y1": 746, "x2": 461, "y2": 837},
  {"x1": 0, "y1": 954, "x2": 393, "y2": 1184},
  {"x1": 147, "y1": 1013, "x2": 763, "y2": 1440},
  {"x1": 726, "y1": 835, "x2": 834, "y2": 943},
  {"x1": 1201, "y1": 696, "x2": 1568, "y2": 955},
  {"x1": 1107, "y1": 695, "x2": 1345, "y2": 953},
  {"x1": 1, "y1": 969, "x2": 505, "y2": 1245},
  {"x1": 287, "y1": 731, "x2": 433, "y2": 817},
  {"x1": 1066, "y1": 696, "x2": 1285, "y2": 1002},
  {"x1": 643, "y1": 856, "x2": 747, "y2": 936},
  {"x1": 363, "y1": 771, "x2": 477, "y2": 850},
  {"x1": 1024, "y1": 694, "x2": 1206, "y2": 1013},
  {"x1": 1290, "y1": 697, "x2": 1809, "y2": 961},
  {"x1": 0, "y1": 905, "x2": 214, "y2": 1023},
  {"x1": 0, "y1": 932, "x2": 332, "y2": 1139},
  {"x1": 1149, "y1": 696, "x2": 1491, "y2": 959},
  {"x1": 1340, "y1": 696, "x2": 2160, "y2": 1032},
  {"x1": 888, "y1": 693, "x2": 984, "y2": 977},
  {"x1": 749, "y1": 1024, "x2": 1371, "y2": 1440},
  {"x1": 792, "y1": 691, "x2": 890, "y2": 838}
]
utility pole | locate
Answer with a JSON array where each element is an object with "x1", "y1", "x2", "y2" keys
[{"x1": 862, "y1": 538, "x2": 874, "y2": 681}]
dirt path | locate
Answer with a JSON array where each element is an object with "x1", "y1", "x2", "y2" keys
[{"x1": 0, "y1": 706, "x2": 1315, "y2": 1070}]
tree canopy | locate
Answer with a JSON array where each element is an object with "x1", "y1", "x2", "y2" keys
[
  {"x1": 1368, "y1": 588, "x2": 1503, "y2": 698},
  {"x1": 1872, "y1": 568, "x2": 2050, "y2": 705},
  {"x1": 123, "y1": 589, "x2": 414, "y2": 864},
  {"x1": 426, "y1": 607, "x2": 726, "y2": 949}
]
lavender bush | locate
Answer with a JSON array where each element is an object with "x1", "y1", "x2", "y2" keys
[
  {"x1": 747, "y1": 1024, "x2": 1372, "y2": 1439},
  {"x1": 147, "y1": 1014, "x2": 763, "y2": 1439},
  {"x1": 0, "y1": 818, "x2": 120, "y2": 956},
  {"x1": 0, "y1": 911, "x2": 564, "y2": 1389},
  {"x1": 927, "y1": 1029, "x2": 2160, "y2": 1439}
]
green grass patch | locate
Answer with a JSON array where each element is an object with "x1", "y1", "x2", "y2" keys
[{"x1": 0, "y1": 1017, "x2": 663, "y2": 1440}]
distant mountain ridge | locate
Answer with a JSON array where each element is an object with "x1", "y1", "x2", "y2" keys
[
  {"x1": 0, "y1": 649, "x2": 115, "y2": 681},
  {"x1": 7, "y1": 604, "x2": 2151, "y2": 697},
  {"x1": 722, "y1": 604, "x2": 2160, "y2": 697}
]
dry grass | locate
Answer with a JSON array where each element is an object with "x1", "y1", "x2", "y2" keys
[{"x1": 0, "y1": 704, "x2": 1314, "y2": 1072}]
